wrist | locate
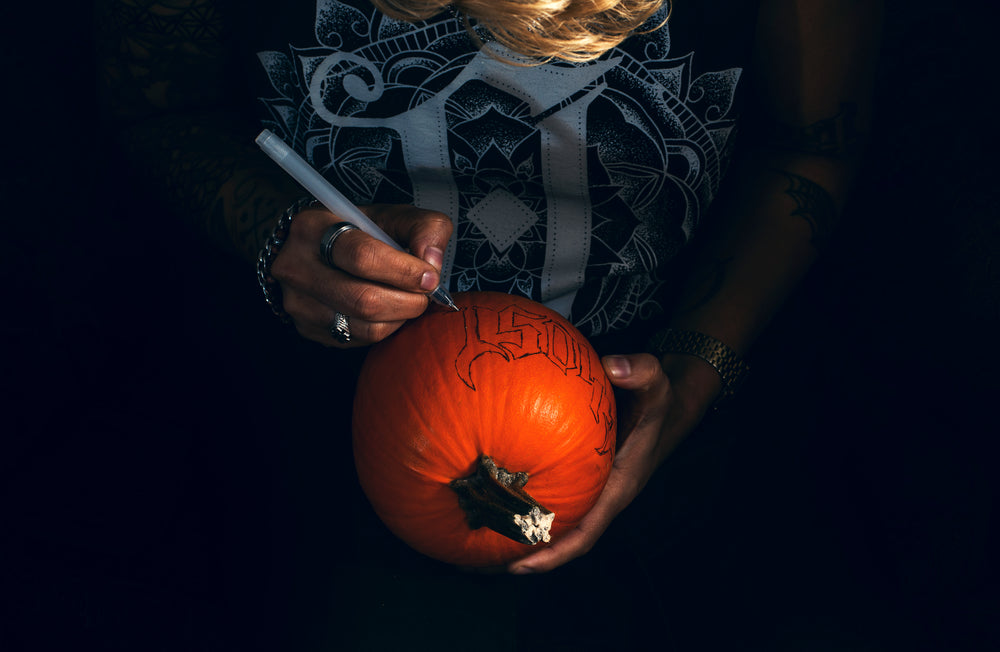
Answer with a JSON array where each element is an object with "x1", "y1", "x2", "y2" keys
[
  {"x1": 257, "y1": 196, "x2": 317, "y2": 323},
  {"x1": 658, "y1": 353, "x2": 724, "y2": 415},
  {"x1": 647, "y1": 328, "x2": 750, "y2": 410}
]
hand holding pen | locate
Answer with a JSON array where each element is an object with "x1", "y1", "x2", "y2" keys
[{"x1": 256, "y1": 129, "x2": 456, "y2": 347}]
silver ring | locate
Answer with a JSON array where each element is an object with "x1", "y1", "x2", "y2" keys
[
  {"x1": 320, "y1": 222, "x2": 360, "y2": 268},
  {"x1": 330, "y1": 312, "x2": 351, "y2": 344}
]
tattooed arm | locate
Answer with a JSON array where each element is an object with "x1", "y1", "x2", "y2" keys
[
  {"x1": 97, "y1": 0, "x2": 450, "y2": 344},
  {"x1": 96, "y1": 0, "x2": 306, "y2": 262},
  {"x1": 664, "y1": 0, "x2": 883, "y2": 368},
  {"x1": 509, "y1": 0, "x2": 884, "y2": 574}
]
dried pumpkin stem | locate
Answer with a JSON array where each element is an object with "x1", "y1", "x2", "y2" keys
[{"x1": 449, "y1": 454, "x2": 554, "y2": 545}]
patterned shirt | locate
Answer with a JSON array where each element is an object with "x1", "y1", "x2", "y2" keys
[{"x1": 248, "y1": 0, "x2": 757, "y2": 335}]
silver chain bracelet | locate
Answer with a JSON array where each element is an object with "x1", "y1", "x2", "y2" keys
[{"x1": 256, "y1": 196, "x2": 315, "y2": 324}]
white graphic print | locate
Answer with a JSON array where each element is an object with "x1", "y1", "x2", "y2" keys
[{"x1": 257, "y1": 0, "x2": 741, "y2": 335}]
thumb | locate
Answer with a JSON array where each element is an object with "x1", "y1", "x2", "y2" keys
[
  {"x1": 602, "y1": 353, "x2": 665, "y2": 392},
  {"x1": 369, "y1": 206, "x2": 453, "y2": 270}
]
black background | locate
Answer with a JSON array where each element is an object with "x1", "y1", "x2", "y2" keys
[{"x1": 2, "y1": 2, "x2": 998, "y2": 650}]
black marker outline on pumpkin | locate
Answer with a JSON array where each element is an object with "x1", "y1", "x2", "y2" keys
[{"x1": 454, "y1": 302, "x2": 615, "y2": 456}]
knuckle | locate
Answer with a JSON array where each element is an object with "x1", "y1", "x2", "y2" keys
[
  {"x1": 281, "y1": 291, "x2": 304, "y2": 316},
  {"x1": 413, "y1": 210, "x2": 453, "y2": 239},
  {"x1": 402, "y1": 260, "x2": 429, "y2": 285},
  {"x1": 347, "y1": 237, "x2": 382, "y2": 272},
  {"x1": 352, "y1": 285, "x2": 384, "y2": 320},
  {"x1": 292, "y1": 208, "x2": 328, "y2": 232},
  {"x1": 429, "y1": 212, "x2": 454, "y2": 232},
  {"x1": 269, "y1": 252, "x2": 294, "y2": 283}
]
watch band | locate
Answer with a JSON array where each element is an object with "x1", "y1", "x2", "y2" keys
[{"x1": 647, "y1": 329, "x2": 750, "y2": 403}]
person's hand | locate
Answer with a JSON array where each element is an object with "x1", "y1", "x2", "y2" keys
[
  {"x1": 507, "y1": 352, "x2": 721, "y2": 574},
  {"x1": 270, "y1": 204, "x2": 452, "y2": 347}
]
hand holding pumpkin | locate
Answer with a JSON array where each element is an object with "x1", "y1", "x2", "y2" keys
[
  {"x1": 269, "y1": 204, "x2": 452, "y2": 347},
  {"x1": 507, "y1": 351, "x2": 721, "y2": 574},
  {"x1": 352, "y1": 291, "x2": 725, "y2": 572}
]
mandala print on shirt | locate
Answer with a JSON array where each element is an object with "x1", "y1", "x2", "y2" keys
[{"x1": 257, "y1": 0, "x2": 742, "y2": 335}]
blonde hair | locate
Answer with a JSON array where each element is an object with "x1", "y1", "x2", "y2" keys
[{"x1": 371, "y1": 0, "x2": 671, "y2": 63}]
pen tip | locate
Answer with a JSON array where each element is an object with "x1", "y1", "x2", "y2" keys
[{"x1": 430, "y1": 286, "x2": 460, "y2": 311}]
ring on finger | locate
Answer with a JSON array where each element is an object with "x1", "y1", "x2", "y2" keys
[
  {"x1": 320, "y1": 222, "x2": 360, "y2": 268},
  {"x1": 329, "y1": 311, "x2": 352, "y2": 344}
]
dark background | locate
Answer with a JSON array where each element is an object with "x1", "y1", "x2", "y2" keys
[{"x1": 3, "y1": 1, "x2": 998, "y2": 650}]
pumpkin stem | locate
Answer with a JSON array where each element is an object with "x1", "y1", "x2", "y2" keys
[{"x1": 449, "y1": 455, "x2": 554, "y2": 545}]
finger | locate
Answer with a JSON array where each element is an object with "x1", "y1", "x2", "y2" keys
[
  {"x1": 271, "y1": 209, "x2": 426, "y2": 298},
  {"x1": 305, "y1": 314, "x2": 407, "y2": 349},
  {"x1": 603, "y1": 353, "x2": 671, "y2": 426},
  {"x1": 602, "y1": 353, "x2": 667, "y2": 392},
  {"x1": 282, "y1": 206, "x2": 442, "y2": 294},
  {"x1": 283, "y1": 260, "x2": 430, "y2": 324},
  {"x1": 508, "y1": 528, "x2": 593, "y2": 574},
  {"x1": 327, "y1": 228, "x2": 442, "y2": 295},
  {"x1": 283, "y1": 288, "x2": 408, "y2": 347},
  {"x1": 364, "y1": 205, "x2": 453, "y2": 269},
  {"x1": 508, "y1": 468, "x2": 635, "y2": 575},
  {"x1": 603, "y1": 353, "x2": 674, "y2": 452},
  {"x1": 508, "y1": 508, "x2": 614, "y2": 574}
]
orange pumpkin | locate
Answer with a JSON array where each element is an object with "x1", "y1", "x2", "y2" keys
[{"x1": 352, "y1": 291, "x2": 616, "y2": 567}]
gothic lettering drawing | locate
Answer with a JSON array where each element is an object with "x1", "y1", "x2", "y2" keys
[{"x1": 454, "y1": 304, "x2": 615, "y2": 456}]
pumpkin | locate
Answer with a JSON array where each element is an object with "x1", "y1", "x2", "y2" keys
[{"x1": 352, "y1": 291, "x2": 616, "y2": 567}]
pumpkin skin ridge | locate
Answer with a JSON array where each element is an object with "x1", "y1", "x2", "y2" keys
[
  {"x1": 381, "y1": 310, "x2": 478, "y2": 486},
  {"x1": 353, "y1": 310, "x2": 487, "y2": 551},
  {"x1": 484, "y1": 350, "x2": 613, "y2": 518},
  {"x1": 395, "y1": 366, "x2": 467, "y2": 488},
  {"x1": 471, "y1": 361, "x2": 576, "y2": 506},
  {"x1": 422, "y1": 307, "x2": 485, "y2": 482},
  {"x1": 354, "y1": 332, "x2": 469, "y2": 517}
]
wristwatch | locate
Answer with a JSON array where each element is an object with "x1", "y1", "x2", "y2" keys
[{"x1": 647, "y1": 329, "x2": 750, "y2": 404}]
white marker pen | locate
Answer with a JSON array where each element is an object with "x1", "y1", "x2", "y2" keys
[{"x1": 255, "y1": 129, "x2": 458, "y2": 311}]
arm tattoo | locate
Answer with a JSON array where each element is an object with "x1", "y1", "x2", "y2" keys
[
  {"x1": 762, "y1": 103, "x2": 861, "y2": 158},
  {"x1": 774, "y1": 170, "x2": 838, "y2": 249}
]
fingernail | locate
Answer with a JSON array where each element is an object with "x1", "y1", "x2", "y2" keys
[
  {"x1": 424, "y1": 246, "x2": 444, "y2": 270},
  {"x1": 510, "y1": 566, "x2": 535, "y2": 575},
  {"x1": 604, "y1": 355, "x2": 631, "y2": 379},
  {"x1": 420, "y1": 271, "x2": 438, "y2": 291}
]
